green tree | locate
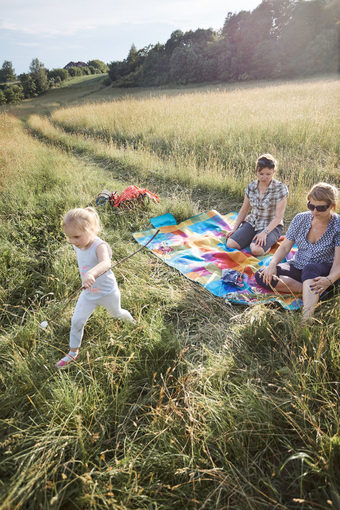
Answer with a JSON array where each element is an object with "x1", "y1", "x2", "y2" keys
[
  {"x1": 47, "y1": 68, "x2": 69, "y2": 82},
  {"x1": 10, "y1": 84, "x2": 24, "y2": 102},
  {"x1": 19, "y1": 73, "x2": 37, "y2": 98},
  {"x1": 165, "y1": 30, "x2": 184, "y2": 56},
  {"x1": 4, "y1": 87, "x2": 15, "y2": 103},
  {"x1": 29, "y1": 58, "x2": 49, "y2": 94},
  {"x1": 67, "y1": 66, "x2": 83, "y2": 77},
  {"x1": 108, "y1": 61, "x2": 122, "y2": 81},
  {"x1": 29, "y1": 58, "x2": 45, "y2": 74},
  {"x1": 142, "y1": 44, "x2": 169, "y2": 85},
  {"x1": 81, "y1": 66, "x2": 91, "y2": 75},
  {"x1": 278, "y1": 0, "x2": 335, "y2": 77},
  {"x1": 214, "y1": 38, "x2": 232, "y2": 81},
  {"x1": 0, "y1": 89, "x2": 6, "y2": 104},
  {"x1": 170, "y1": 46, "x2": 200, "y2": 84},
  {"x1": 126, "y1": 44, "x2": 146, "y2": 73},
  {"x1": 182, "y1": 28, "x2": 215, "y2": 50},
  {"x1": 87, "y1": 59, "x2": 108, "y2": 73},
  {"x1": 126, "y1": 44, "x2": 138, "y2": 64},
  {"x1": 0, "y1": 61, "x2": 16, "y2": 82}
]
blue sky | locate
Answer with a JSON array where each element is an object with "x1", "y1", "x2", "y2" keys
[{"x1": 0, "y1": 0, "x2": 262, "y2": 74}]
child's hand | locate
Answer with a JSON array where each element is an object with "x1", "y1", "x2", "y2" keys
[{"x1": 83, "y1": 272, "x2": 96, "y2": 288}]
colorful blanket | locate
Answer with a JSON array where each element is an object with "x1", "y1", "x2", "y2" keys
[{"x1": 133, "y1": 210, "x2": 303, "y2": 310}]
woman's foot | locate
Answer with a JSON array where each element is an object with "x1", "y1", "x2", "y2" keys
[{"x1": 56, "y1": 351, "x2": 79, "y2": 369}]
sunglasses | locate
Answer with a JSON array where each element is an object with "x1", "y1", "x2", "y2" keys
[
  {"x1": 307, "y1": 202, "x2": 330, "y2": 212},
  {"x1": 257, "y1": 158, "x2": 275, "y2": 168}
]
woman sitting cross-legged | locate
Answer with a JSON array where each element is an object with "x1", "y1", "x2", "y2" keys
[{"x1": 255, "y1": 183, "x2": 340, "y2": 321}]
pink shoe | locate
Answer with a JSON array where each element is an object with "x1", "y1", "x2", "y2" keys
[{"x1": 56, "y1": 353, "x2": 78, "y2": 369}]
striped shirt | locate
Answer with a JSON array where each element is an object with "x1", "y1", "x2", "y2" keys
[
  {"x1": 286, "y1": 212, "x2": 340, "y2": 269},
  {"x1": 245, "y1": 178, "x2": 288, "y2": 230}
]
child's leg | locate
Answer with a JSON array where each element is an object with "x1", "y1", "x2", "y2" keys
[
  {"x1": 99, "y1": 288, "x2": 135, "y2": 323},
  {"x1": 56, "y1": 293, "x2": 97, "y2": 368},
  {"x1": 70, "y1": 292, "x2": 97, "y2": 349}
]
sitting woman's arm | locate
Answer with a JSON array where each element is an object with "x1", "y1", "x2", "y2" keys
[
  {"x1": 260, "y1": 237, "x2": 295, "y2": 285},
  {"x1": 226, "y1": 196, "x2": 250, "y2": 239}
]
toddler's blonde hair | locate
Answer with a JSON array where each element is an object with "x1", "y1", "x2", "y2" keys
[{"x1": 63, "y1": 207, "x2": 101, "y2": 234}]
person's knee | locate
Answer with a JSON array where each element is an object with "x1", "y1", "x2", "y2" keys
[
  {"x1": 226, "y1": 238, "x2": 240, "y2": 249},
  {"x1": 250, "y1": 244, "x2": 265, "y2": 257},
  {"x1": 255, "y1": 269, "x2": 269, "y2": 289}
]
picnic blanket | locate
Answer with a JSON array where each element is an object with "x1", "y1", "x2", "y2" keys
[{"x1": 133, "y1": 210, "x2": 303, "y2": 310}]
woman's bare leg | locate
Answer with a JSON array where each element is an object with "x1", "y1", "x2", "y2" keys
[
  {"x1": 274, "y1": 276, "x2": 303, "y2": 294},
  {"x1": 302, "y1": 278, "x2": 320, "y2": 321},
  {"x1": 226, "y1": 238, "x2": 241, "y2": 249}
]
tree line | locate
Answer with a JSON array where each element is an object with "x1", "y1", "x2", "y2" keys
[
  {"x1": 108, "y1": 0, "x2": 339, "y2": 87},
  {"x1": 0, "y1": 59, "x2": 108, "y2": 105},
  {"x1": 1, "y1": 0, "x2": 338, "y2": 104}
]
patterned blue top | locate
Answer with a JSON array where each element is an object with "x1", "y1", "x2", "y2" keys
[{"x1": 286, "y1": 212, "x2": 340, "y2": 269}]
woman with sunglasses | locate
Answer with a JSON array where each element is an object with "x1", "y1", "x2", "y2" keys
[
  {"x1": 255, "y1": 182, "x2": 340, "y2": 320},
  {"x1": 226, "y1": 154, "x2": 288, "y2": 256}
]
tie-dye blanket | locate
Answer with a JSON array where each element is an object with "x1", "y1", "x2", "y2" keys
[{"x1": 133, "y1": 210, "x2": 303, "y2": 310}]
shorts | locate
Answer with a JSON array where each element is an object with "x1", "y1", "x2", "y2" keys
[
  {"x1": 255, "y1": 261, "x2": 337, "y2": 297},
  {"x1": 229, "y1": 221, "x2": 283, "y2": 252}
]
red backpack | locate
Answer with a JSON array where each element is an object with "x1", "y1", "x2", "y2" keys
[{"x1": 96, "y1": 185, "x2": 159, "y2": 209}]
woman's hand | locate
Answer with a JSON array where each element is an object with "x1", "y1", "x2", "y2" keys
[
  {"x1": 226, "y1": 228, "x2": 237, "y2": 239},
  {"x1": 83, "y1": 272, "x2": 96, "y2": 288},
  {"x1": 253, "y1": 231, "x2": 267, "y2": 246},
  {"x1": 260, "y1": 264, "x2": 277, "y2": 286},
  {"x1": 309, "y1": 276, "x2": 332, "y2": 295}
]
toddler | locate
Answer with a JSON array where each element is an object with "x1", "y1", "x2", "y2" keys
[{"x1": 56, "y1": 207, "x2": 135, "y2": 369}]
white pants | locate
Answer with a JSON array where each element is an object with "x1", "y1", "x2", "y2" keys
[{"x1": 70, "y1": 288, "x2": 134, "y2": 349}]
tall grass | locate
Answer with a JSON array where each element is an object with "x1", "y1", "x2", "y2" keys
[
  {"x1": 0, "y1": 76, "x2": 340, "y2": 510},
  {"x1": 51, "y1": 78, "x2": 339, "y2": 193}
]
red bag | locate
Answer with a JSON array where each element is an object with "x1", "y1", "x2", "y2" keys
[
  {"x1": 113, "y1": 185, "x2": 159, "y2": 207},
  {"x1": 96, "y1": 186, "x2": 159, "y2": 209}
]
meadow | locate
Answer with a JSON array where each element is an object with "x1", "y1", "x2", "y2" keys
[{"x1": 0, "y1": 74, "x2": 339, "y2": 510}]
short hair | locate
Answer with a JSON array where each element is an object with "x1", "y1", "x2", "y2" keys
[
  {"x1": 255, "y1": 153, "x2": 277, "y2": 172},
  {"x1": 63, "y1": 207, "x2": 101, "y2": 234},
  {"x1": 307, "y1": 182, "x2": 338, "y2": 207}
]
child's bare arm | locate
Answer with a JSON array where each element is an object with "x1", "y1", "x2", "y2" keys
[{"x1": 83, "y1": 243, "x2": 111, "y2": 288}]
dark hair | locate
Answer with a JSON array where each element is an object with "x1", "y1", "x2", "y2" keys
[{"x1": 255, "y1": 153, "x2": 277, "y2": 172}]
